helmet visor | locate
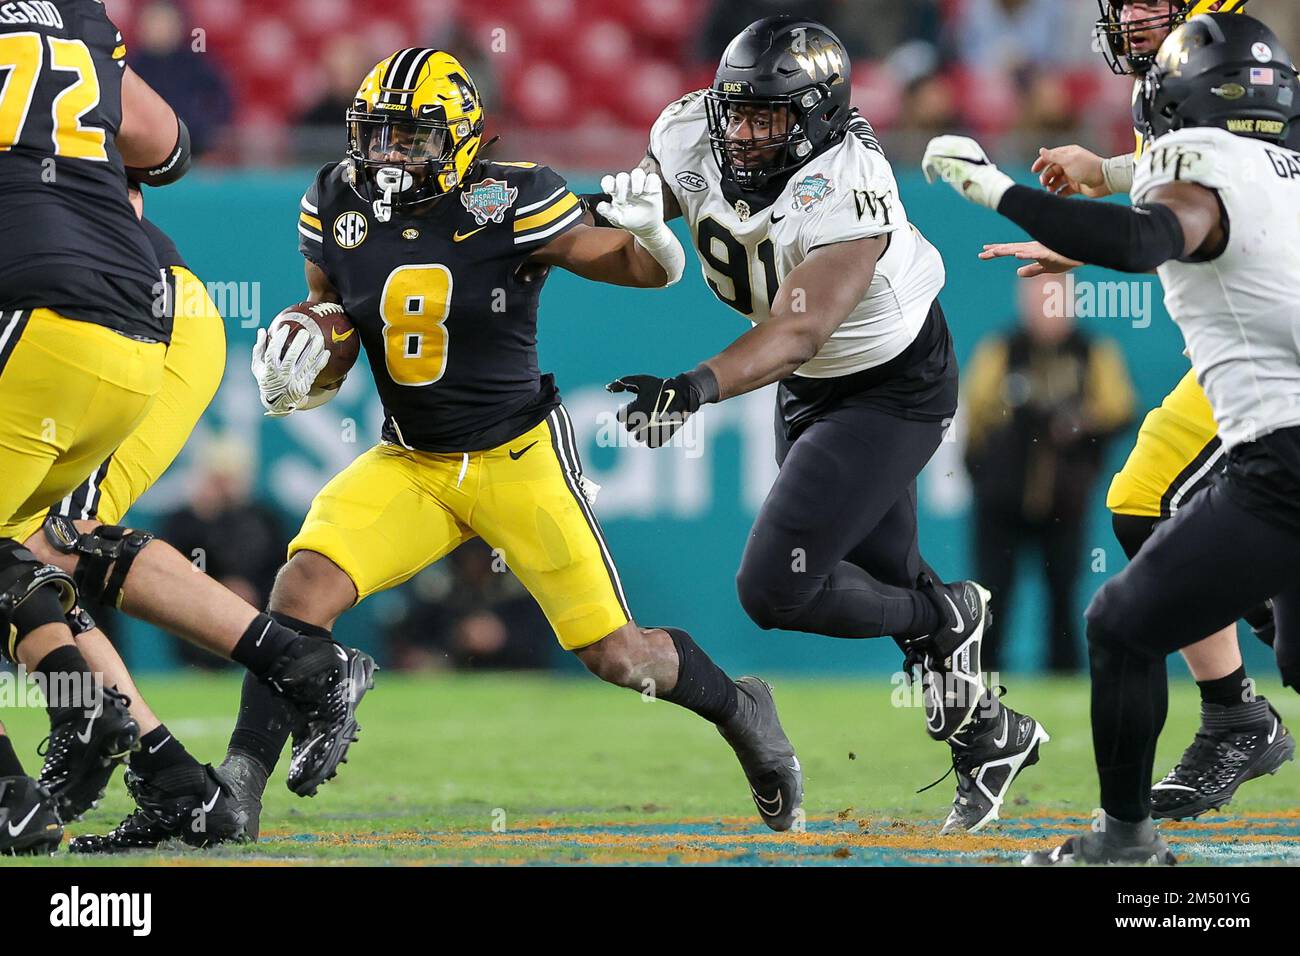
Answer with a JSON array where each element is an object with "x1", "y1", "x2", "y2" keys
[{"x1": 349, "y1": 114, "x2": 450, "y2": 167}]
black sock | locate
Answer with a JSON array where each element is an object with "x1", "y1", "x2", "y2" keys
[
  {"x1": 1088, "y1": 625, "x2": 1168, "y2": 823},
  {"x1": 230, "y1": 612, "x2": 305, "y2": 677},
  {"x1": 34, "y1": 645, "x2": 93, "y2": 726},
  {"x1": 226, "y1": 612, "x2": 324, "y2": 773},
  {"x1": 659, "y1": 627, "x2": 739, "y2": 725},
  {"x1": 129, "y1": 724, "x2": 201, "y2": 781},
  {"x1": 0, "y1": 735, "x2": 24, "y2": 777},
  {"x1": 1198, "y1": 665, "x2": 1250, "y2": 708}
]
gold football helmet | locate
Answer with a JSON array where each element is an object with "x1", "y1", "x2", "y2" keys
[{"x1": 346, "y1": 48, "x2": 485, "y2": 219}]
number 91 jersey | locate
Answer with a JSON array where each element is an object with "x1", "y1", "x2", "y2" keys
[
  {"x1": 298, "y1": 159, "x2": 584, "y2": 453},
  {"x1": 649, "y1": 91, "x2": 946, "y2": 378}
]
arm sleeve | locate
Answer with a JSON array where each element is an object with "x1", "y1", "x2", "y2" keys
[
  {"x1": 995, "y1": 185, "x2": 1186, "y2": 273},
  {"x1": 298, "y1": 177, "x2": 325, "y2": 264},
  {"x1": 511, "y1": 165, "x2": 583, "y2": 251}
]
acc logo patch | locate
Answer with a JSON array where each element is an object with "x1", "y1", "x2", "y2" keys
[
  {"x1": 460, "y1": 177, "x2": 518, "y2": 225},
  {"x1": 333, "y1": 211, "x2": 367, "y2": 249},
  {"x1": 791, "y1": 173, "x2": 833, "y2": 211},
  {"x1": 676, "y1": 171, "x2": 707, "y2": 192}
]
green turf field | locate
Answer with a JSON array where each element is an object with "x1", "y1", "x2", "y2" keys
[{"x1": 2, "y1": 673, "x2": 1296, "y2": 865}]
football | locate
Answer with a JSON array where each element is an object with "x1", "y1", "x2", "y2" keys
[{"x1": 268, "y1": 300, "x2": 360, "y2": 390}]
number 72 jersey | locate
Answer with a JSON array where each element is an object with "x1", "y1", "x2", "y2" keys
[
  {"x1": 298, "y1": 159, "x2": 584, "y2": 453},
  {"x1": 650, "y1": 91, "x2": 946, "y2": 378}
]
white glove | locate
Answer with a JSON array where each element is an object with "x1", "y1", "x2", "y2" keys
[
  {"x1": 921, "y1": 135, "x2": 1015, "y2": 210},
  {"x1": 251, "y1": 323, "x2": 328, "y2": 418},
  {"x1": 596, "y1": 167, "x2": 685, "y2": 286}
]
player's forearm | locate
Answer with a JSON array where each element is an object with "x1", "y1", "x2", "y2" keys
[
  {"x1": 996, "y1": 185, "x2": 1185, "y2": 273},
  {"x1": 704, "y1": 319, "x2": 829, "y2": 400}
]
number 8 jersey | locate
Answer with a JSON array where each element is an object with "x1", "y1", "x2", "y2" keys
[
  {"x1": 650, "y1": 91, "x2": 946, "y2": 378},
  {"x1": 299, "y1": 158, "x2": 584, "y2": 453}
]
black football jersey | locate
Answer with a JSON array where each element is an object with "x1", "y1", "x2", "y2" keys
[
  {"x1": 299, "y1": 160, "x2": 584, "y2": 453},
  {"x1": 0, "y1": 0, "x2": 167, "y2": 342}
]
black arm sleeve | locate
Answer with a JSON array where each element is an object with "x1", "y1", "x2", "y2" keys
[
  {"x1": 995, "y1": 185, "x2": 1186, "y2": 273},
  {"x1": 126, "y1": 118, "x2": 192, "y2": 187}
]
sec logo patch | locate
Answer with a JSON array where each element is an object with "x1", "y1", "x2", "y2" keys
[{"x1": 334, "y1": 211, "x2": 368, "y2": 249}]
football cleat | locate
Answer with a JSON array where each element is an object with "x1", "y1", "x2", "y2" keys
[
  {"x1": 717, "y1": 677, "x2": 803, "y2": 832},
  {"x1": 69, "y1": 764, "x2": 248, "y2": 854},
  {"x1": 1151, "y1": 698, "x2": 1294, "y2": 820},
  {"x1": 0, "y1": 775, "x2": 63, "y2": 855},
  {"x1": 940, "y1": 703, "x2": 1049, "y2": 834},
  {"x1": 905, "y1": 578, "x2": 992, "y2": 742},
  {"x1": 217, "y1": 751, "x2": 270, "y2": 841},
  {"x1": 278, "y1": 643, "x2": 377, "y2": 797},
  {"x1": 38, "y1": 685, "x2": 139, "y2": 822},
  {"x1": 1024, "y1": 813, "x2": 1176, "y2": 866}
]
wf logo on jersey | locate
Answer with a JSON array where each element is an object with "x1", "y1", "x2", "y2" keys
[
  {"x1": 460, "y1": 178, "x2": 518, "y2": 225},
  {"x1": 791, "y1": 173, "x2": 833, "y2": 212}
]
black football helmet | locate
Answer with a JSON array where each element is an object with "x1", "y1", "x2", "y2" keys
[
  {"x1": 1095, "y1": 1, "x2": 1251, "y2": 76},
  {"x1": 1143, "y1": 13, "x2": 1297, "y2": 144},
  {"x1": 705, "y1": 16, "x2": 852, "y2": 192}
]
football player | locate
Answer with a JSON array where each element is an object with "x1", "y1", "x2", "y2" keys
[
  {"x1": 980, "y1": 0, "x2": 1294, "y2": 822},
  {"x1": 0, "y1": 2, "x2": 369, "y2": 853},
  {"x1": 925, "y1": 12, "x2": 1300, "y2": 864},
  {"x1": 601, "y1": 16, "x2": 1048, "y2": 834},
  {"x1": 213, "y1": 48, "x2": 802, "y2": 837}
]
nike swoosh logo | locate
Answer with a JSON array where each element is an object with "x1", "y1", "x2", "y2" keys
[
  {"x1": 254, "y1": 620, "x2": 273, "y2": 648},
  {"x1": 331, "y1": 327, "x2": 355, "y2": 344},
  {"x1": 453, "y1": 226, "x2": 486, "y2": 242},
  {"x1": 943, "y1": 594, "x2": 965, "y2": 634},
  {"x1": 148, "y1": 735, "x2": 173, "y2": 754},
  {"x1": 509, "y1": 441, "x2": 539, "y2": 460},
  {"x1": 771, "y1": 213, "x2": 785, "y2": 223},
  {"x1": 7, "y1": 804, "x2": 39, "y2": 836},
  {"x1": 993, "y1": 712, "x2": 1009, "y2": 749},
  {"x1": 652, "y1": 388, "x2": 676, "y2": 424},
  {"x1": 1269, "y1": 719, "x2": 1279, "y2": 744},
  {"x1": 201, "y1": 788, "x2": 220, "y2": 814},
  {"x1": 77, "y1": 700, "x2": 103, "y2": 744}
]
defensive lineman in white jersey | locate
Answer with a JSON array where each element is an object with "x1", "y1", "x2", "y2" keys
[
  {"x1": 925, "y1": 12, "x2": 1300, "y2": 864},
  {"x1": 593, "y1": 15, "x2": 1050, "y2": 834}
]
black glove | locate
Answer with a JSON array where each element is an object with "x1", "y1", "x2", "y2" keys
[{"x1": 607, "y1": 365, "x2": 719, "y2": 448}]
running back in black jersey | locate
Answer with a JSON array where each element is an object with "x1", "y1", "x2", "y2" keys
[
  {"x1": 0, "y1": 0, "x2": 166, "y2": 342},
  {"x1": 299, "y1": 159, "x2": 584, "y2": 453}
]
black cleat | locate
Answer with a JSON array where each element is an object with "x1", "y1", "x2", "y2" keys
[
  {"x1": 38, "y1": 686, "x2": 139, "y2": 822},
  {"x1": 69, "y1": 764, "x2": 248, "y2": 854},
  {"x1": 717, "y1": 677, "x2": 803, "y2": 831},
  {"x1": 277, "y1": 643, "x2": 377, "y2": 797},
  {"x1": 940, "y1": 702, "x2": 1049, "y2": 834},
  {"x1": 0, "y1": 775, "x2": 63, "y2": 855},
  {"x1": 1151, "y1": 698, "x2": 1294, "y2": 820},
  {"x1": 217, "y1": 751, "x2": 269, "y2": 841},
  {"x1": 905, "y1": 578, "x2": 992, "y2": 742},
  {"x1": 1024, "y1": 813, "x2": 1176, "y2": 866}
]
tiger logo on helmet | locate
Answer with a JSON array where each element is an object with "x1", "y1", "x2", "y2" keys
[
  {"x1": 345, "y1": 48, "x2": 485, "y2": 221},
  {"x1": 1095, "y1": 0, "x2": 1251, "y2": 75}
]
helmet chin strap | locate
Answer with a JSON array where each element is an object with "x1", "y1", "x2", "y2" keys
[{"x1": 372, "y1": 166, "x2": 414, "y2": 222}]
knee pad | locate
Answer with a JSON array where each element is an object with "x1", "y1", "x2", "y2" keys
[
  {"x1": 0, "y1": 539, "x2": 77, "y2": 662},
  {"x1": 42, "y1": 514, "x2": 155, "y2": 609}
]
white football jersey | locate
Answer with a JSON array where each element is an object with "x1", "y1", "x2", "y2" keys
[
  {"x1": 1133, "y1": 127, "x2": 1300, "y2": 450},
  {"x1": 649, "y1": 91, "x2": 946, "y2": 378}
]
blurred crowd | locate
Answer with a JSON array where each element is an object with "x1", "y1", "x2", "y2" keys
[{"x1": 106, "y1": 0, "x2": 1300, "y2": 169}]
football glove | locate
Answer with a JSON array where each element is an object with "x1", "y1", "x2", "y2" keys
[
  {"x1": 251, "y1": 324, "x2": 328, "y2": 418},
  {"x1": 922, "y1": 135, "x2": 1015, "y2": 210},
  {"x1": 607, "y1": 368, "x2": 718, "y2": 449},
  {"x1": 596, "y1": 168, "x2": 685, "y2": 285}
]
